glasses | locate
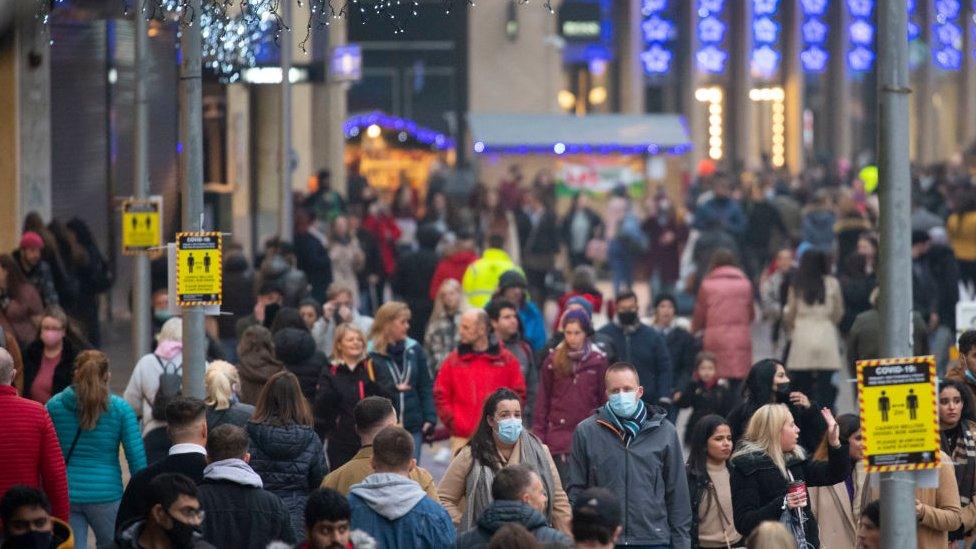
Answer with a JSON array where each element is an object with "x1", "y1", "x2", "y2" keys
[{"x1": 175, "y1": 508, "x2": 206, "y2": 522}]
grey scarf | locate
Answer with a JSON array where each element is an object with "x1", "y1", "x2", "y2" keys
[{"x1": 460, "y1": 432, "x2": 557, "y2": 531}]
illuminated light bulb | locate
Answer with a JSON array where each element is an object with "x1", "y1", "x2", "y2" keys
[{"x1": 366, "y1": 124, "x2": 382, "y2": 138}]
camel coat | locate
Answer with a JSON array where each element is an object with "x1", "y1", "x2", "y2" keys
[
  {"x1": 784, "y1": 275, "x2": 845, "y2": 372},
  {"x1": 437, "y1": 440, "x2": 571, "y2": 535},
  {"x1": 861, "y1": 451, "x2": 961, "y2": 549},
  {"x1": 809, "y1": 461, "x2": 865, "y2": 549}
]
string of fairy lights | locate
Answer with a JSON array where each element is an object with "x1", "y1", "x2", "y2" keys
[{"x1": 37, "y1": 0, "x2": 555, "y2": 82}]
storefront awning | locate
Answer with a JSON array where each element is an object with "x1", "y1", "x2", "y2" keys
[{"x1": 468, "y1": 113, "x2": 692, "y2": 156}]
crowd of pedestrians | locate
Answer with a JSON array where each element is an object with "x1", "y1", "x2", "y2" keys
[{"x1": 2, "y1": 160, "x2": 976, "y2": 548}]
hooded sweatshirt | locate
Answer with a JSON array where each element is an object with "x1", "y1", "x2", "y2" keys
[
  {"x1": 454, "y1": 500, "x2": 572, "y2": 548},
  {"x1": 348, "y1": 473, "x2": 455, "y2": 548},
  {"x1": 197, "y1": 459, "x2": 296, "y2": 549}
]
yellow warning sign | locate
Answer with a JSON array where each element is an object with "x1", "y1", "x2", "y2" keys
[
  {"x1": 857, "y1": 356, "x2": 939, "y2": 472},
  {"x1": 122, "y1": 198, "x2": 162, "y2": 254},
  {"x1": 176, "y1": 232, "x2": 222, "y2": 307}
]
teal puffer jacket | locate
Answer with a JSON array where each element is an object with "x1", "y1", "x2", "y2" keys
[{"x1": 47, "y1": 387, "x2": 147, "y2": 504}]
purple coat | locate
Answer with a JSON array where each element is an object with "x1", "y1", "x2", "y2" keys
[{"x1": 532, "y1": 344, "x2": 609, "y2": 456}]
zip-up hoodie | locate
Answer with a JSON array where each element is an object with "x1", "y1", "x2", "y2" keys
[
  {"x1": 565, "y1": 404, "x2": 692, "y2": 548},
  {"x1": 348, "y1": 473, "x2": 455, "y2": 548}
]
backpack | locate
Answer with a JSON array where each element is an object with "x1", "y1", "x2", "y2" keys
[{"x1": 151, "y1": 355, "x2": 183, "y2": 421}]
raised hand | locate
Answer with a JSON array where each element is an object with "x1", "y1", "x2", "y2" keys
[{"x1": 821, "y1": 407, "x2": 840, "y2": 447}]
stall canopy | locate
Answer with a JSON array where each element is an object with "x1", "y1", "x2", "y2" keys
[{"x1": 467, "y1": 113, "x2": 692, "y2": 156}]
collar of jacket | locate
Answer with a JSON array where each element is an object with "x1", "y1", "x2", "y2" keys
[
  {"x1": 0, "y1": 385, "x2": 16, "y2": 397},
  {"x1": 731, "y1": 449, "x2": 806, "y2": 476},
  {"x1": 481, "y1": 248, "x2": 513, "y2": 263}
]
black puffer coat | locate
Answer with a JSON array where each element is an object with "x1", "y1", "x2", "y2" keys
[
  {"x1": 273, "y1": 327, "x2": 328, "y2": 402},
  {"x1": 729, "y1": 442, "x2": 850, "y2": 548},
  {"x1": 246, "y1": 422, "x2": 328, "y2": 537}
]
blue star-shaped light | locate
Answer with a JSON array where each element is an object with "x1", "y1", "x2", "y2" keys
[
  {"x1": 800, "y1": 0, "x2": 827, "y2": 15},
  {"x1": 847, "y1": 0, "x2": 873, "y2": 18},
  {"x1": 935, "y1": 0, "x2": 961, "y2": 19},
  {"x1": 753, "y1": 17, "x2": 779, "y2": 44},
  {"x1": 641, "y1": 0, "x2": 667, "y2": 16},
  {"x1": 935, "y1": 46, "x2": 962, "y2": 69},
  {"x1": 849, "y1": 19, "x2": 874, "y2": 45},
  {"x1": 848, "y1": 45, "x2": 875, "y2": 71},
  {"x1": 802, "y1": 18, "x2": 828, "y2": 44},
  {"x1": 936, "y1": 22, "x2": 962, "y2": 46},
  {"x1": 699, "y1": 0, "x2": 724, "y2": 14},
  {"x1": 753, "y1": 0, "x2": 778, "y2": 15},
  {"x1": 641, "y1": 45, "x2": 673, "y2": 74},
  {"x1": 801, "y1": 46, "x2": 829, "y2": 72},
  {"x1": 908, "y1": 21, "x2": 920, "y2": 40},
  {"x1": 699, "y1": 16, "x2": 726, "y2": 43},
  {"x1": 697, "y1": 45, "x2": 728, "y2": 73},
  {"x1": 751, "y1": 45, "x2": 781, "y2": 77},
  {"x1": 642, "y1": 16, "x2": 675, "y2": 43}
]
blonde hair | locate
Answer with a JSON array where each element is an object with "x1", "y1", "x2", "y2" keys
[
  {"x1": 158, "y1": 317, "x2": 183, "y2": 343},
  {"x1": 369, "y1": 302, "x2": 411, "y2": 353},
  {"x1": 745, "y1": 521, "x2": 797, "y2": 549},
  {"x1": 73, "y1": 350, "x2": 110, "y2": 430},
  {"x1": 331, "y1": 323, "x2": 368, "y2": 362},
  {"x1": 732, "y1": 403, "x2": 805, "y2": 478},
  {"x1": 426, "y1": 279, "x2": 469, "y2": 335},
  {"x1": 204, "y1": 361, "x2": 240, "y2": 410}
]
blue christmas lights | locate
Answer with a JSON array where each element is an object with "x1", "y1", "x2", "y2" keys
[
  {"x1": 847, "y1": 0, "x2": 875, "y2": 71},
  {"x1": 800, "y1": 0, "x2": 829, "y2": 73},
  {"x1": 344, "y1": 112, "x2": 455, "y2": 150},
  {"x1": 751, "y1": 0, "x2": 781, "y2": 78},
  {"x1": 472, "y1": 143, "x2": 693, "y2": 157},
  {"x1": 641, "y1": 0, "x2": 675, "y2": 74},
  {"x1": 696, "y1": 0, "x2": 728, "y2": 74},
  {"x1": 933, "y1": 0, "x2": 963, "y2": 70}
]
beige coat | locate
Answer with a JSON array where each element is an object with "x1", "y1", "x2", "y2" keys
[
  {"x1": 437, "y1": 440, "x2": 572, "y2": 535},
  {"x1": 784, "y1": 275, "x2": 844, "y2": 372},
  {"x1": 321, "y1": 446, "x2": 438, "y2": 499},
  {"x1": 809, "y1": 461, "x2": 865, "y2": 549},
  {"x1": 862, "y1": 451, "x2": 961, "y2": 549}
]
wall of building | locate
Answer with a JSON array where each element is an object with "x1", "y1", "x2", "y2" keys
[{"x1": 467, "y1": 2, "x2": 564, "y2": 115}]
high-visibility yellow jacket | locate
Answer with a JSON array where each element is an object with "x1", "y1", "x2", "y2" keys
[{"x1": 461, "y1": 248, "x2": 524, "y2": 308}]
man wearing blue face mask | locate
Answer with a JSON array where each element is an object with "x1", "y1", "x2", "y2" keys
[{"x1": 566, "y1": 362, "x2": 692, "y2": 548}]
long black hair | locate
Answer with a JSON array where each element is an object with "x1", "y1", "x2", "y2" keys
[
  {"x1": 793, "y1": 249, "x2": 829, "y2": 305},
  {"x1": 741, "y1": 358, "x2": 782, "y2": 406},
  {"x1": 467, "y1": 388, "x2": 522, "y2": 470},
  {"x1": 686, "y1": 414, "x2": 731, "y2": 477},
  {"x1": 940, "y1": 378, "x2": 976, "y2": 424}
]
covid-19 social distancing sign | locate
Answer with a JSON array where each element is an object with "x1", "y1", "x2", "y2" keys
[{"x1": 857, "y1": 356, "x2": 939, "y2": 472}]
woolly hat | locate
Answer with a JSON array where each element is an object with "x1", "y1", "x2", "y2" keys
[
  {"x1": 19, "y1": 231, "x2": 44, "y2": 250},
  {"x1": 560, "y1": 307, "x2": 592, "y2": 334},
  {"x1": 498, "y1": 270, "x2": 528, "y2": 291},
  {"x1": 565, "y1": 295, "x2": 595, "y2": 317}
]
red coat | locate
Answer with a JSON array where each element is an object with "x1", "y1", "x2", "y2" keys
[
  {"x1": 692, "y1": 266, "x2": 755, "y2": 380},
  {"x1": 362, "y1": 213, "x2": 402, "y2": 277},
  {"x1": 0, "y1": 385, "x2": 69, "y2": 521},
  {"x1": 532, "y1": 345, "x2": 608, "y2": 456},
  {"x1": 433, "y1": 344, "x2": 526, "y2": 438},
  {"x1": 429, "y1": 250, "x2": 478, "y2": 301}
]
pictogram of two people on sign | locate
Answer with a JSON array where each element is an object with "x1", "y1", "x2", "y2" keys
[
  {"x1": 878, "y1": 389, "x2": 919, "y2": 421},
  {"x1": 187, "y1": 252, "x2": 213, "y2": 274}
]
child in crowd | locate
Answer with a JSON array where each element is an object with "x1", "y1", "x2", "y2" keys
[{"x1": 674, "y1": 352, "x2": 735, "y2": 445}]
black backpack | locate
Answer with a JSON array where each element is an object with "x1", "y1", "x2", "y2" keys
[{"x1": 151, "y1": 355, "x2": 182, "y2": 421}]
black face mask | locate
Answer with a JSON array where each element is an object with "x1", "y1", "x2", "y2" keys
[
  {"x1": 618, "y1": 311, "x2": 639, "y2": 326},
  {"x1": 164, "y1": 515, "x2": 201, "y2": 549},
  {"x1": 4, "y1": 530, "x2": 54, "y2": 549},
  {"x1": 774, "y1": 382, "x2": 791, "y2": 401}
]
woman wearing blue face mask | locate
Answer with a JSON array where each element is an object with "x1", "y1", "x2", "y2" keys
[{"x1": 438, "y1": 388, "x2": 572, "y2": 536}]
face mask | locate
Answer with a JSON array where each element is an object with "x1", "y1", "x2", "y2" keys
[
  {"x1": 154, "y1": 310, "x2": 172, "y2": 323},
  {"x1": 164, "y1": 515, "x2": 201, "y2": 548},
  {"x1": 496, "y1": 417, "x2": 523, "y2": 444},
  {"x1": 617, "y1": 311, "x2": 639, "y2": 326},
  {"x1": 774, "y1": 382, "x2": 791, "y2": 401},
  {"x1": 5, "y1": 530, "x2": 54, "y2": 549},
  {"x1": 608, "y1": 391, "x2": 639, "y2": 417},
  {"x1": 40, "y1": 329, "x2": 62, "y2": 347}
]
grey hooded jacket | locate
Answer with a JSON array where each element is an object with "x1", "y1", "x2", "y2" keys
[
  {"x1": 566, "y1": 405, "x2": 692, "y2": 548},
  {"x1": 348, "y1": 473, "x2": 455, "y2": 548}
]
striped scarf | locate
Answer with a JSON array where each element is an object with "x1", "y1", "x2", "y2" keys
[
  {"x1": 947, "y1": 421, "x2": 976, "y2": 506},
  {"x1": 606, "y1": 399, "x2": 648, "y2": 445}
]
